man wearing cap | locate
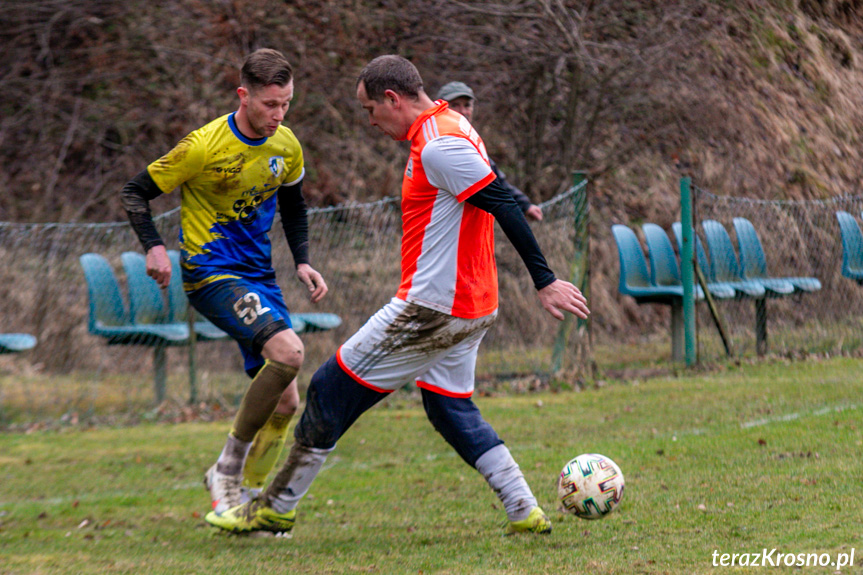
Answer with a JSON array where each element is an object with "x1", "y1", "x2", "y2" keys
[{"x1": 436, "y1": 81, "x2": 543, "y2": 221}]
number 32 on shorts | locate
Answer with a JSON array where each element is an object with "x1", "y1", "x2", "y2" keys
[{"x1": 233, "y1": 292, "x2": 272, "y2": 325}]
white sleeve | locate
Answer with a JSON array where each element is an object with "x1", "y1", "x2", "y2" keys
[{"x1": 421, "y1": 136, "x2": 494, "y2": 199}]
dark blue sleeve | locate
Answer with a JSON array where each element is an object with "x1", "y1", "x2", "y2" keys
[
  {"x1": 490, "y1": 159, "x2": 532, "y2": 213},
  {"x1": 465, "y1": 177, "x2": 556, "y2": 290},
  {"x1": 277, "y1": 180, "x2": 310, "y2": 267},
  {"x1": 121, "y1": 169, "x2": 165, "y2": 251}
]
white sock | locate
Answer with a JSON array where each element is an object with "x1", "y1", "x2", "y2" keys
[
  {"x1": 475, "y1": 444, "x2": 537, "y2": 522},
  {"x1": 216, "y1": 434, "x2": 252, "y2": 476},
  {"x1": 266, "y1": 443, "x2": 334, "y2": 514}
]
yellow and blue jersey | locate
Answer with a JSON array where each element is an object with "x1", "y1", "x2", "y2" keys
[{"x1": 147, "y1": 112, "x2": 304, "y2": 291}]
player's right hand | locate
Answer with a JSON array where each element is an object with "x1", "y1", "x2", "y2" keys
[
  {"x1": 297, "y1": 263, "x2": 328, "y2": 304},
  {"x1": 537, "y1": 279, "x2": 589, "y2": 321},
  {"x1": 145, "y1": 245, "x2": 171, "y2": 288}
]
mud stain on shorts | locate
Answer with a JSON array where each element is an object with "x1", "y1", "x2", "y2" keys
[{"x1": 381, "y1": 303, "x2": 496, "y2": 355}]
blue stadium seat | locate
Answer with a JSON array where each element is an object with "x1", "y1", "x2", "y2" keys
[
  {"x1": 641, "y1": 223, "x2": 704, "y2": 299},
  {"x1": 80, "y1": 252, "x2": 188, "y2": 403},
  {"x1": 732, "y1": 217, "x2": 821, "y2": 293},
  {"x1": 611, "y1": 224, "x2": 684, "y2": 303},
  {"x1": 165, "y1": 250, "x2": 339, "y2": 337},
  {"x1": 80, "y1": 253, "x2": 188, "y2": 346},
  {"x1": 0, "y1": 333, "x2": 37, "y2": 354},
  {"x1": 613, "y1": 223, "x2": 692, "y2": 361},
  {"x1": 163, "y1": 250, "x2": 229, "y2": 341},
  {"x1": 671, "y1": 222, "x2": 736, "y2": 299},
  {"x1": 291, "y1": 312, "x2": 342, "y2": 333},
  {"x1": 700, "y1": 220, "x2": 768, "y2": 298},
  {"x1": 836, "y1": 211, "x2": 863, "y2": 284}
]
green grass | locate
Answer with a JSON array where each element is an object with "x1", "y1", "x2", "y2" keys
[{"x1": 2, "y1": 357, "x2": 862, "y2": 574}]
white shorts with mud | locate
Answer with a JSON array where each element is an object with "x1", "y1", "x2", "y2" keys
[{"x1": 336, "y1": 298, "x2": 497, "y2": 397}]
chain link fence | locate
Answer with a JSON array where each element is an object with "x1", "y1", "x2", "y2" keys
[{"x1": 0, "y1": 181, "x2": 589, "y2": 423}]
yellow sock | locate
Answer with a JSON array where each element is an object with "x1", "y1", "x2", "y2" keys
[{"x1": 242, "y1": 412, "x2": 292, "y2": 489}]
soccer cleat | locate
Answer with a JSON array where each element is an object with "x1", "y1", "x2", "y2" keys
[
  {"x1": 204, "y1": 464, "x2": 243, "y2": 515},
  {"x1": 505, "y1": 506, "x2": 552, "y2": 535},
  {"x1": 205, "y1": 498, "x2": 296, "y2": 534}
]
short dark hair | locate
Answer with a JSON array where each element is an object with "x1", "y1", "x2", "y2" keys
[
  {"x1": 241, "y1": 49, "x2": 293, "y2": 91},
  {"x1": 357, "y1": 55, "x2": 424, "y2": 101}
]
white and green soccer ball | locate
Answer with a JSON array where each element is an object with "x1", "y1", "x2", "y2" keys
[{"x1": 557, "y1": 453, "x2": 625, "y2": 520}]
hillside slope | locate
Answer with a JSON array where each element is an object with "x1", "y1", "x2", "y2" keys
[{"x1": 2, "y1": 0, "x2": 862, "y2": 338}]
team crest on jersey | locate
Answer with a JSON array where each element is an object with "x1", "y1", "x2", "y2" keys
[
  {"x1": 406, "y1": 158, "x2": 413, "y2": 179},
  {"x1": 268, "y1": 156, "x2": 284, "y2": 178}
]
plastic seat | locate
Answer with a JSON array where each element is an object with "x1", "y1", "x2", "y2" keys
[
  {"x1": 291, "y1": 312, "x2": 342, "y2": 333},
  {"x1": 611, "y1": 224, "x2": 683, "y2": 303},
  {"x1": 0, "y1": 333, "x2": 37, "y2": 354},
  {"x1": 79, "y1": 253, "x2": 188, "y2": 346},
  {"x1": 732, "y1": 217, "x2": 821, "y2": 293},
  {"x1": 836, "y1": 211, "x2": 863, "y2": 284},
  {"x1": 80, "y1": 253, "x2": 189, "y2": 404},
  {"x1": 701, "y1": 220, "x2": 768, "y2": 298},
  {"x1": 165, "y1": 250, "x2": 229, "y2": 341},
  {"x1": 671, "y1": 223, "x2": 736, "y2": 299},
  {"x1": 122, "y1": 251, "x2": 172, "y2": 325},
  {"x1": 641, "y1": 223, "x2": 704, "y2": 299}
]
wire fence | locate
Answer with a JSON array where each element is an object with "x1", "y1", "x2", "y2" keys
[
  {"x1": 691, "y1": 186, "x2": 863, "y2": 361},
  {"x1": 0, "y1": 181, "x2": 589, "y2": 423}
]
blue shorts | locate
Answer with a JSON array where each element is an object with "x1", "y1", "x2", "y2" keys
[{"x1": 187, "y1": 278, "x2": 292, "y2": 374}]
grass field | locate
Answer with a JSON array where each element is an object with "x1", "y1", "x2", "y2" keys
[{"x1": 1, "y1": 356, "x2": 862, "y2": 574}]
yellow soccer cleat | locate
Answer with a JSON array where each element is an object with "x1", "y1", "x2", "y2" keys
[
  {"x1": 205, "y1": 498, "x2": 296, "y2": 535},
  {"x1": 505, "y1": 506, "x2": 552, "y2": 535}
]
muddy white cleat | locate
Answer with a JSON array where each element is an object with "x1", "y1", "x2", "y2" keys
[{"x1": 204, "y1": 464, "x2": 243, "y2": 515}]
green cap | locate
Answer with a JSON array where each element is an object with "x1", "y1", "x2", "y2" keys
[{"x1": 436, "y1": 81, "x2": 475, "y2": 102}]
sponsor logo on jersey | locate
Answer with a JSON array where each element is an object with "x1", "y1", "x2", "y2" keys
[{"x1": 232, "y1": 194, "x2": 264, "y2": 225}]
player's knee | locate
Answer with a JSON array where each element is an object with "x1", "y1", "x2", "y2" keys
[
  {"x1": 262, "y1": 329, "x2": 305, "y2": 369},
  {"x1": 421, "y1": 390, "x2": 502, "y2": 467}
]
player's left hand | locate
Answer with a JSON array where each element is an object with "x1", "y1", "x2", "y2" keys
[
  {"x1": 296, "y1": 263, "x2": 328, "y2": 304},
  {"x1": 537, "y1": 279, "x2": 589, "y2": 321}
]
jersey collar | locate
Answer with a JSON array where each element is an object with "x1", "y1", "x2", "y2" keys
[
  {"x1": 228, "y1": 112, "x2": 268, "y2": 146},
  {"x1": 406, "y1": 100, "x2": 449, "y2": 142}
]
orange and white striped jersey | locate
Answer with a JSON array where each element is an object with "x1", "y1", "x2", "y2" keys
[{"x1": 396, "y1": 101, "x2": 498, "y2": 319}]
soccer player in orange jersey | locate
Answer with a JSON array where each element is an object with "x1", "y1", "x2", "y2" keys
[{"x1": 206, "y1": 55, "x2": 589, "y2": 536}]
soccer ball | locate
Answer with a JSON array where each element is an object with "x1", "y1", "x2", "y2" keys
[{"x1": 557, "y1": 453, "x2": 625, "y2": 520}]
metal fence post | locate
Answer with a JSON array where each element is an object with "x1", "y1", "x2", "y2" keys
[
  {"x1": 680, "y1": 177, "x2": 697, "y2": 366},
  {"x1": 551, "y1": 171, "x2": 591, "y2": 377}
]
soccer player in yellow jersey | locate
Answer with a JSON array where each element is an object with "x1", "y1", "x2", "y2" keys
[{"x1": 121, "y1": 49, "x2": 327, "y2": 515}]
